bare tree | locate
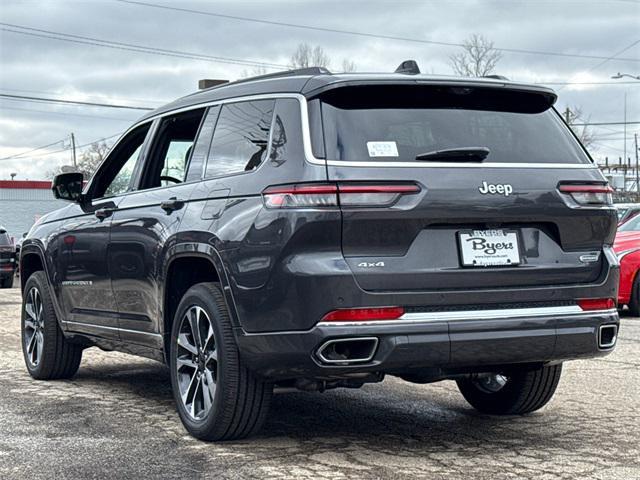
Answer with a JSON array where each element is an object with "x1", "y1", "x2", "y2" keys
[
  {"x1": 450, "y1": 34, "x2": 502, "y2": 77},
  {"x1": 48, "y1": 141, "x2": 111, "y2": 179},
  {"x1": 240, "y1": 66, "x2": 268, "y2": 78},
  {"x1": 562, "y1": 106, "x2": 597, "y2": 150},
  {"x1": 289, "y1": 43, "x2": 331, "y2": 69},
  {"x1": 341, "y1": 59, "x2": 357, "y2": 73}
]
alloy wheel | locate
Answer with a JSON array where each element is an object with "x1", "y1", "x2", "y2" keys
[
  {"x1": 24, "y1": 287, "x2": 44, "y2": 368},
  {"x1": 176, "y1": 305, "x2": 218, "y2": 420}
]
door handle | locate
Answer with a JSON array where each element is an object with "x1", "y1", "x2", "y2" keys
[
  {"x1": 95, "y1": 207, "x2": 116, "y2": 220},
  {"x1": 160, "y1": 197, "x2": 185, "y2": 214}
]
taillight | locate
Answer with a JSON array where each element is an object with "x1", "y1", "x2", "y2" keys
[
  {"x1": 321, "y1": 307, "x2": 405, "y2": 322},
  {"x1": 577, "y1": 298, "x2": 616, "y2": 311},
  {"x1": 339, "y1": 184, "x2": 420, "y2": 207},
  {"x1": 262, "y1": 184, "x2": 338, "y2": 208},
  {"x1": 558, "y1": 184, "x2": 613, "y2": 206},
  {"x1": 262, "y1": 183, "x2": 420, "y2": 209}
]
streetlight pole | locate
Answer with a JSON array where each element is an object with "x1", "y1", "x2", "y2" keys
[
  {"x1": 70, "y1": 133, "x2": 76, "y2": 169},
  {"x1": 624, "y1": 92, "x2": 627, "y2": 169},
  {"x1": 612, "y1": 73, "x2": 638, "y2": 189}
]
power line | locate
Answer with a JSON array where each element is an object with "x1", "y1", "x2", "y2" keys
[
  {"x1": 0, "y1": 23, "x2": 288, "y2": 70},
  {"x1": 573, "y1": 121, "x2": 640, "y2": 126},
  {"x1": 0, "y1": 93, "x2": 154, "y2": 111},
  {"x1": 0, "y1": 137, "x2": 68, "y2": 161},
  {"x1": 114, "y1": 0, "x2": 640, "y2": 63},
  {"x1": 0, "y1": 133, "x2": 123, "y2": 163},
  {"x1": 0, "y1": 105, "x2": 139, "y2": 122},
  {"x1": 2, "y1": 93, "x2": 638, "y2": 125},
  {"x1": 0, "y1": 87, "x2": 165, "y2": 107},
  {"x1": 592, "y1": 142, "x2": 627, "y2": 153},
  {"x1": 537, "y1": 81, "x2": 640, "y2": 85}
]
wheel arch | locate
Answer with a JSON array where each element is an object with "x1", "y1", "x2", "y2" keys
[
  {"x1": 161, "y1": 243, "x2": 239, "y2": 362},
  {"x1": 20, "y1": 245, "x2": 47, "y2": 292},
  {"x1": 19, "y1": 244, "x2": 68, "y2": 331}
]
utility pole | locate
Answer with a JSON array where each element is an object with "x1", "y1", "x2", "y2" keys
[
  {"x1": 624, "y1": 92, "x2": 627, "y2": 170},
  {"x1": 564, "y1": 107, "x2": 571, "y2": 124},
  {"x1": 70, "y1": 132, "x2": 77, "y2": 169},
  {"x1": 633, "y1": 133, "x2": 640, "y2": 201}
]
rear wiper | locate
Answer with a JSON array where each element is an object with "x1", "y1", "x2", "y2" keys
[{"x1": 415, "y1": 147, "x2": 490, "y2": 161}]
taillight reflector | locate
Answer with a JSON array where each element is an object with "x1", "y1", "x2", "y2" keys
[
  {"x1": 321, "y1": 307, "x2": 405, "y2": 322},
  {"x1": 577, "y1": 298, "x2": 616, "y2": 311},
  {"x1": 558, "y1": 185, "x2": 614, "y2": 193},
  {"x1": 263, "y1": 183, "x2": 420, "y2": 209},
  {"x1": 558, "y1": 184, "x2": 613, "y2": 206}
]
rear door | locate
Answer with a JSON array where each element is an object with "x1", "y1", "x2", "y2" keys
[
  {"x1": 314, "y1": 84, "x2": 616, "y2": 292},
  {"x1": 109, "y1": 108, "x2": 207, "y2": 348}
]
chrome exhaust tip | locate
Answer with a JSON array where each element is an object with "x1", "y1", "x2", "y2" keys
[
  {"x1": 316, "y1": 337, "x2": 379, "y2": 365},
  {"x1": 598, "y1": 324, "x2": 618, "y2": 349}
]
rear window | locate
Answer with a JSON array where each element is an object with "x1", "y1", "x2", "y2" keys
[{"x1": 316, "y1": 85, "x2": 590, "y2": 164}]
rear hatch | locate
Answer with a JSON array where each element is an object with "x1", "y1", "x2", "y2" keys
[{"x1": 309, "y1": 83, "x2": 616, "y2": 292}]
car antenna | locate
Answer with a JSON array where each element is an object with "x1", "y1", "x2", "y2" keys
[{"x1": 395, "y1": 60, "x2": 421, "y2": 75}]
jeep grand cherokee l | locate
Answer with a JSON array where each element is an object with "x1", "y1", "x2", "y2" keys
[{"x1": 19, "y1": 65, "x2": 619, "y2": 441}]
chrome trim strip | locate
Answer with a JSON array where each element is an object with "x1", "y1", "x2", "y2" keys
[
  {"x1": 317, "y1": 306, "x2": 618, "y2": 327},
  {"x1": 316, "y1": 337, "x2": 379, "y2": 364},
  {"x1": 63, "y1": 320, "x2": 163, "y2": 338},
  {"x1": 114, "y1": 92, "x2": 596, "y2": 173},
  {"x1": 321, "y1": 160, "x2": 596, "y2": 169}
]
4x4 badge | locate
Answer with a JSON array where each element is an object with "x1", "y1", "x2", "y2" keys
[{"x1": 357, "y1": 261, "x2": 385, "y2": 268}]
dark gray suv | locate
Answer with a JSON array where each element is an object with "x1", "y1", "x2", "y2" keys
[{"x1": 19, "y1": 66, "x2": 619, "y2": 441}]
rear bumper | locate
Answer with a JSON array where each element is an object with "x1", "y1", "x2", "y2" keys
[{"x1": 236, "y1": 306, "x2": 619, "y2": 380}]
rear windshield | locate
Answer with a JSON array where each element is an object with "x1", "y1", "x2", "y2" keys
[{"x1": 317, "y1": 85, "x2": 590, "y2": 164}]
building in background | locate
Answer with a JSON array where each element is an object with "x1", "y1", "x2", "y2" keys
[{"x1": 0, "y1": 180, "x2": 66, "y2": 241}]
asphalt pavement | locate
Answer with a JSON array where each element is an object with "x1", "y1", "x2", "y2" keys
[{"x1": 1, "y1": 285, "x2": 638, "y2": 479}]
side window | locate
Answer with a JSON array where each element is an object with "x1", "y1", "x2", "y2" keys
[
  {"x1": 104, "y1": 144, "x2": 142, "y2": 198},
  {"x1": 139, "y1": 108, "x2": 206, "y2": 190},
  {"x1": 92, "y1": 123, "x2": 151, "y2": 199},
  {"x1": 184, "y1": 106, "x2": 220, "y2": 182},
  {"x1": 205, "y1": 99, "x2": 275, "y2": 178}
]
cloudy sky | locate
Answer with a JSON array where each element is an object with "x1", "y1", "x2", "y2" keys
[{"x1": 0, "y1": 0, "x2": 638, "y2": 180}]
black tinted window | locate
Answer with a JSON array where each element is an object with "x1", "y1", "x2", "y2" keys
[
  {"x1": 140, "y1": 108, "x2": 205, "y2": 189},
  {"x1": 319, "y1": 86, "x2": 590, "y2": 164},
  {"x1": 205, "y1": 100, "x2": 275, "y2": 178}
]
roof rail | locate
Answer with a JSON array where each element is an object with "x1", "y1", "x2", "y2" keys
[
  {"x1": 483, "y1": 74, "x2": 509, "y2": 80},
  {"x1": 195, "y1": 66, "x2": 332, "y2": 93}
]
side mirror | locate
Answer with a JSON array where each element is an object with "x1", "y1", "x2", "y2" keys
[{"x1": 52, "y1": 172, "x2": 84, "y2": 202}]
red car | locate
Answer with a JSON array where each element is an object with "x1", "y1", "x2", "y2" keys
[{"x1": 614, "y1": 215, "x2": 640, "y2": 315}]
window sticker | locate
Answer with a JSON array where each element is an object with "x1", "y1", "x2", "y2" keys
[{"x1": 366, "y1": 141, "x2": 399, "y2": 157}]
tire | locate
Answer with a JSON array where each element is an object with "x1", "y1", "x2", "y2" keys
[
  {"x1": 628, "y1": 273, "x2": 640, "y2": 317},
  {"x1": 456, "y1": 364, "x2": 562, "y2": 415},
  {"x1": 169, "y1": 282, "x2": 272, "y2": 441},
  {"x1": 1, "y1": 275, "x2": 13, "y2": 288},
  {"x1": 21, "y1": 271, "x2": 83, "y2": 380}
]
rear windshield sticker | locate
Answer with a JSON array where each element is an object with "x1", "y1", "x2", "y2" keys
[{"x1": 367, "y1": 141, "x2": 399, "y2": 157}]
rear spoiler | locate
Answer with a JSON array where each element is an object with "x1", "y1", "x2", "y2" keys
[{"x1": 305, "y1": 81, "x2": 557, "y2": 114}]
